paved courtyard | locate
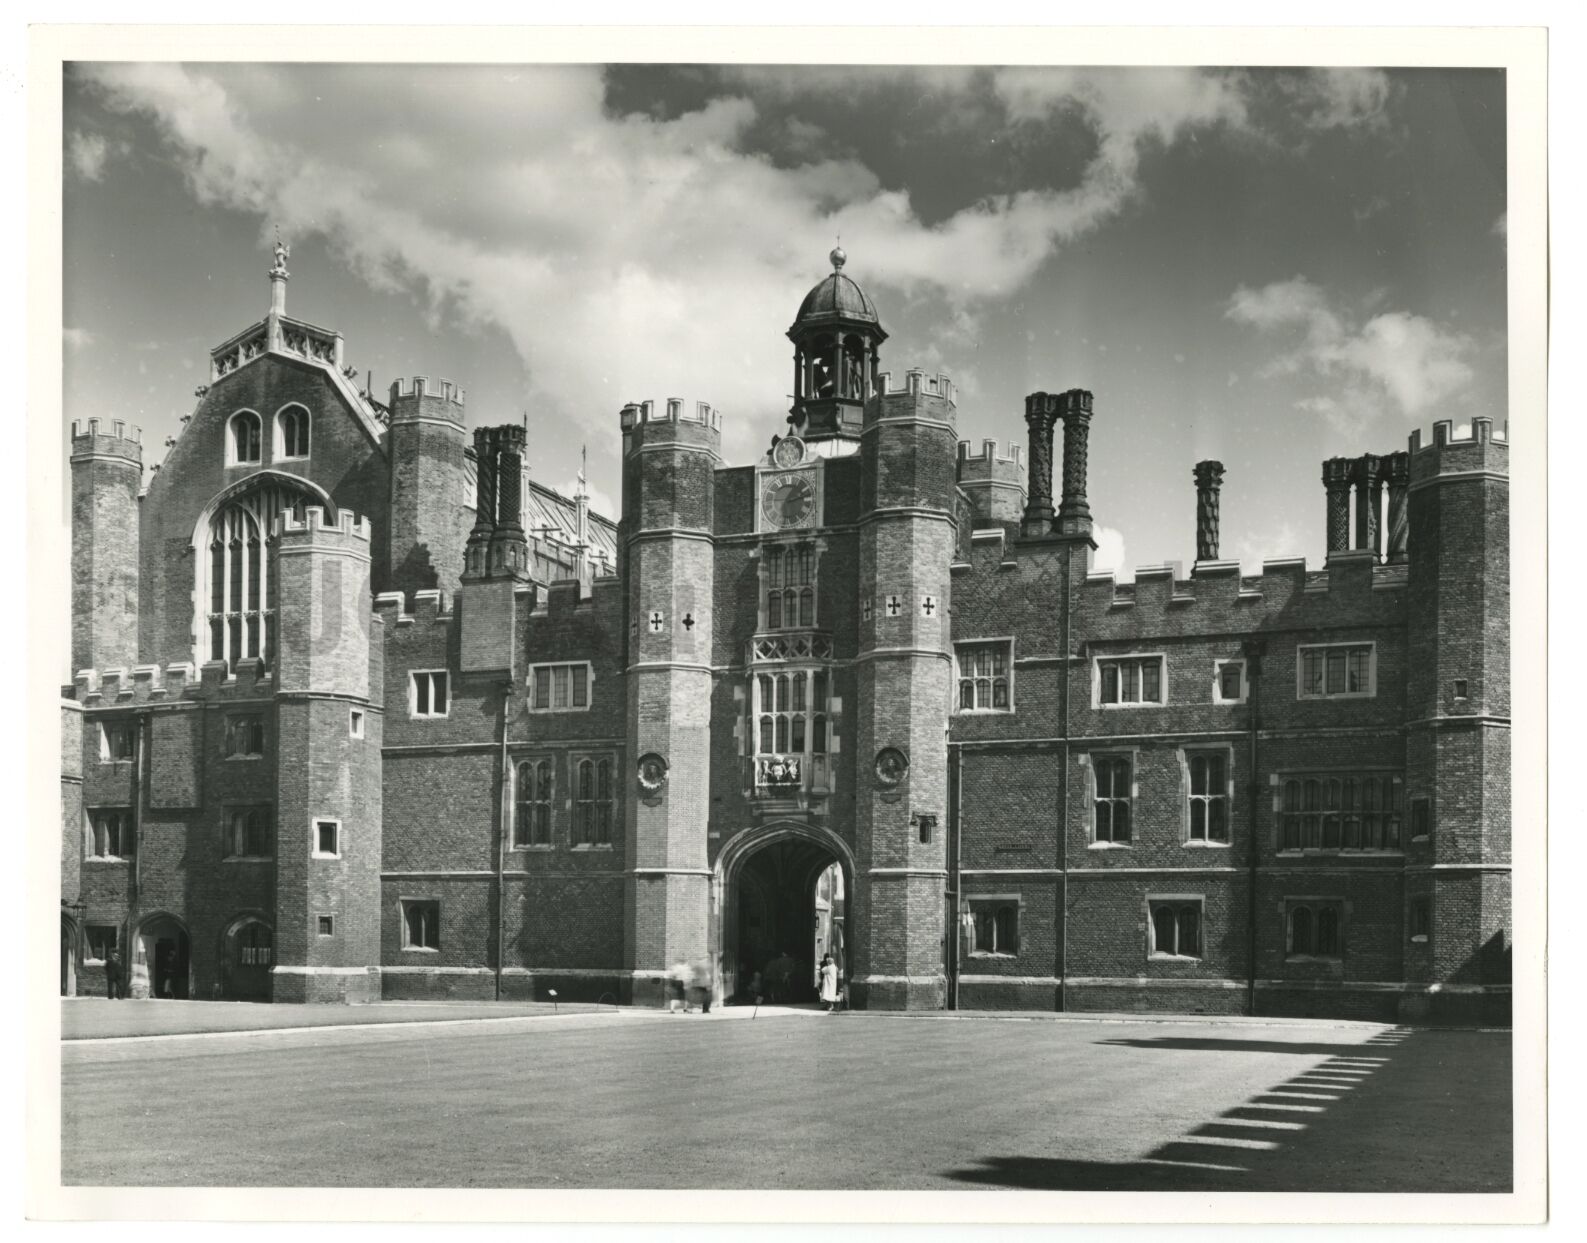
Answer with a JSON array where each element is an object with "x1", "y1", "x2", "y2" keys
[{"x1": 61, "y1": 1001, "x2": 1511, "y2": 1192}]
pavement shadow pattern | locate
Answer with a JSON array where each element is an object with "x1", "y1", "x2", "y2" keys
[{"x1": 943, "y1": 1027, "x2": 1511, "y2": 1193}]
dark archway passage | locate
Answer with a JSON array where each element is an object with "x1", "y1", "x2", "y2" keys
[
  {"x1": 139, "y1": 916, "x2": 191, "y2": 1000},
  {"x1": 725, "y1": 838, "x2": 846, "y2": 1004},
  {"x1": 223, "y1": 918, "x2": 274, "y2": 1001}
]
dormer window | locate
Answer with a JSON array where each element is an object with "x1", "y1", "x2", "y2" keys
[
  {"x1": 228, "y1": 410, "x2": 262, "y2": 465},
  {"x1": 276, "y1": 405, "x2": 310, "y2": 459}
]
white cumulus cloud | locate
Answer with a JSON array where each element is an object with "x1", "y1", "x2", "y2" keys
[
  {"x1": 1092, "y1": 524, "x2": 1128, "y2": 580},
  {"x1": 75, "y1": 64, "x2": 1297, "y2": 463},
  {"x1": 1226, "y1": 276, "x2": 1472, "y2": 437}
]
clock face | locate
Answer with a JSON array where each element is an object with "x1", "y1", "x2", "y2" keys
[{"x1": 762, "y1": 473, "x2": 815, "y2": 529}]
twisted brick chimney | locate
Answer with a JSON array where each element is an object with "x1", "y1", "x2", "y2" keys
[
  {"x1": 1193, "y1": 460, "x2": 1225, "y2": 563},
  {"x1": 1055, "y1": 389, "x2": 1095, "y2": 538},
  {"x1": 1021, "y1": 391, "x2": 1060, "y2": 536}
]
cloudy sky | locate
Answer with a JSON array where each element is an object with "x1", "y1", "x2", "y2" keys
[{"x1": 61, "y1": 62, "x2": 1506, "y2": 575}]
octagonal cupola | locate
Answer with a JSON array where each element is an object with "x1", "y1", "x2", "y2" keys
[{"x1": 786, "y1": 247, "x2": 888, "y2": 445}]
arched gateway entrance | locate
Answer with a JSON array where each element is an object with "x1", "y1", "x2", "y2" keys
[
  {"x1": 715, "y1": 823, "x2": 852, "y2": 1005},
  {"x1": 136, "y1": 914, "x2": 191, "y2": 1000}
]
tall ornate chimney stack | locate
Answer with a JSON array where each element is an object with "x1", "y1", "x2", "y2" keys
[
  {"x1": 1055, "y1": 388, "x2": 1094, "y2": 538},
  {"x1": 1193, "y1": 460, "x2": 1225, "y2": 563},
  {"x1": 1021, "y1": 391, "x2": 1060, "y2": 537}
]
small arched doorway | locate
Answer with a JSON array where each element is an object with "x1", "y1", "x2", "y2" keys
[
  {"x1": 222, "y1": 916, "x2": 274, "y2": 1001},
  {"x1": 138, "y1": 914, "x2": 191, "y2": 1000},
  {"x1": 717, "y1": 823, "x2": 852, "y2": 1005}
]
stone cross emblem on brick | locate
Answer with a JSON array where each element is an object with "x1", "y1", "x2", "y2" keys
[
  {"x1": 885, "y1": 595, "x2": 903, "y2": 617},
  {"x1": 862, "y1": 600, "x2": 873, "y2": 622},
  {"x1": 648, "y1": 611, "x2": 664, "y2": 632},
  {"x1": 920, "y1": 595, "x2": 938, "y2": 617},
  {"x1": 681, "y1": 613, "x2": 695, "y2": 631}
]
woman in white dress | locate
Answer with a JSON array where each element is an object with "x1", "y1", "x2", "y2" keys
[{"x1": 818, "y1": 954, "x2": 840, "y2": 1012}]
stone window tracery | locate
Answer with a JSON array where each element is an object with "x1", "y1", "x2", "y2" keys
[
  {"x1": 763, "y1": 542, "x2": 817, "y2": 630},
  {"x1": 514, "y1": 758, "x2": 553, "y2": 848},
  {"x1": 753, "y1": 668, "x2": 829, "y2": 793},
  {"x1": 1279, "y1": 773, "x2": 1402, "y2": 852},
  {"x1": 573, "y1": 757, "x2": 614, "y2": 846},
  {"x1": 199, "y1": 482, "x2": 313, "y2": 674}
]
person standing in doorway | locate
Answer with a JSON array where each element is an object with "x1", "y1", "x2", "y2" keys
[
  {"x1": 818, "y1": 953, "x2": 839, "y2": 1013},
  {"x1": 104, "y1": 948, "x2": 123, "y2": 1001}
]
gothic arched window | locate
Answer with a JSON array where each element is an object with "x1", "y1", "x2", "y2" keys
[
  {"x1": 514, "y1": 759, "x2": 553, "y2": 848},
  {"x1": 199, "y1": 483, "x2": 313, "y2": 672},
  {"x1": 228, "y1": 410, "x2": 262, "y2": 465},
  {"x1": 276, "y1": 405, "x2": 311, "y2": 458}
]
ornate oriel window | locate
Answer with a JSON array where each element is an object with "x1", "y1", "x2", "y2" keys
[
  {"x1": 763, "y1": 542, "x2": 817, "y2": 630},
  {"x1": 200, "y1": 483, "x2": 312, "y2": 673},
  {"x1": 753, "y1": 668, "x2": 830, "y2": 794}
]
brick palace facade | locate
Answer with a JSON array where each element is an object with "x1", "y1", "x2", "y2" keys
[{"x1": 60, "y1": 244, "x2": 1510, "y2": 1023}]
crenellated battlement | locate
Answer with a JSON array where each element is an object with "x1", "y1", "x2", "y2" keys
[
  {"x1": 876, "y1": 369, "x2": 956, "y2": 403},
  {"x1": 956, "y1": 438, "x2": 1026, "y2": 526},
  {"x1": 1409, "y1": 417, "x2": 1508, "y2": 454},
  {"x1": 389, "y1": 375, "x2": 466, "y2": 407},
  {"x1": 1406, "y1": 417, "x2": 1509, "y2": 490},
  {"x1": 619, "y1": 397, "x2": 723, "y2": 432},
  {"x1": 69, "y1": 419, "x2": 144, "y2": 466},
  {"x1": 275, "y1": 506, "x2": 372, "y2": 543},
  {"x1": 67, "y1": 658, "x2": 280, "y2": 705},
  {"x1": 1069, "y1": 551, "x2": 1408, "y2": 626},
  {"x1": 374, "y1": 588, "x2": 455, "y2": 627},
  {"x1": 956, "y1": 439, "x2": 1024, "y2": 470}
]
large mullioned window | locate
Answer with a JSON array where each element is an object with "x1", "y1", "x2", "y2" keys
[
  {"x1": 764, "y1": 543, "x2": 817, "y2": 629},
  {"x1": 1279, "y1": 774, "x2": 1403, "y2": 852},
  {"x1": 1298, "y1": 642, "x2": 1375, "y2": 699},
  {"x1": 1097, "y1": 655, "x2": 1165, "y2": 706},
  {"x1": 753, "y1": 669, "x2": 830, "y2": 792},
  {"x1": 957, "y1": 641, "x2": 1012, "y2": 711},
  {"x1": 201, "y1": 484, "x2": 310, "y2": 673}
]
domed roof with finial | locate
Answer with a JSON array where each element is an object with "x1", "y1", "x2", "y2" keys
[{"x1": 791, "y1": 246, "x2": 883, "y2": 331}]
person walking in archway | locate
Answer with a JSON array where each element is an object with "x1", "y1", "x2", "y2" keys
[
  {"x1": 818, "y1": 953, "x2": 839, "y2": 1013},
  {"x1": 765, "y1": 949, "x2": 795, "y2": 1003},
  {"x1": 104, "y1": 948, "x2": 123, "y2": 1001}
]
